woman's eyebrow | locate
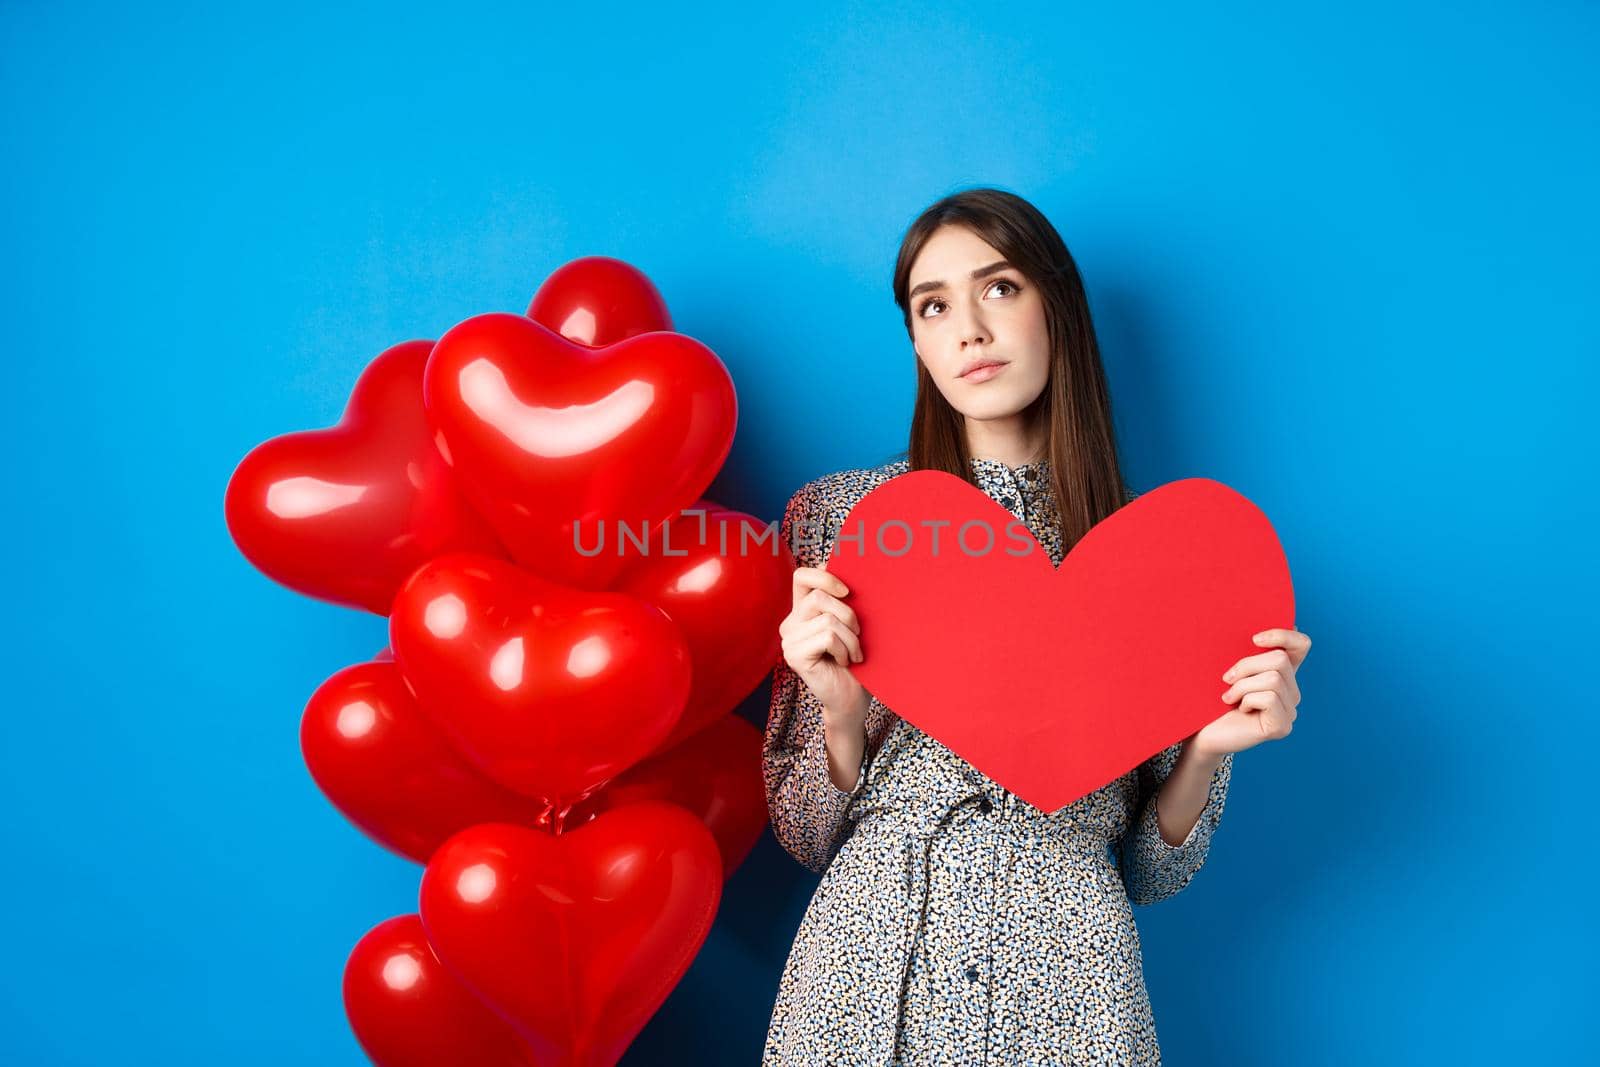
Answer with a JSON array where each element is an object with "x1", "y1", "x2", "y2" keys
[{"x1": 909, "y1": 260, "x2": 1015, "y2": 299}]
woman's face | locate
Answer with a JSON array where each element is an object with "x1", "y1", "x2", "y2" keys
[{"x1": 907, "y1": 224, "x2": 1051, "y2": 422}]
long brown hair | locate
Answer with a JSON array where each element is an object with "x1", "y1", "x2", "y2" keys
[{"x1": 889, "y1": 187, "x2": 1128, "y2": 551}]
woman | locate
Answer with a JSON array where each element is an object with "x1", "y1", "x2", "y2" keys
[{"x1": 760, "y1": 187, "x2": 1310, "y2": 1065}]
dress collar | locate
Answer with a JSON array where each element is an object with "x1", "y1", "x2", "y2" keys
[{"x1": 968, "y1": 455, "x2": 1051, "y2": 488}]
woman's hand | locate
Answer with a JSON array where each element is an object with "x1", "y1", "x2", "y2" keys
[
  {"x1": 1189, "y1": 627, "x2": 1311, "y2": 758},
  {"x1": 780, "y1": 565, "x2": 871, "y2": 724}
]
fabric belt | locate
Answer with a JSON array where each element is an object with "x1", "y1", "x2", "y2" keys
[{"x1": 850, "y1": 788, "x2": 1110, "y2": 1064}]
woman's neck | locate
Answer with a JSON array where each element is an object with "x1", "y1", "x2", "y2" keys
[{"x1": 964, "y1": 415, "x2": 1046, "y2": 469}]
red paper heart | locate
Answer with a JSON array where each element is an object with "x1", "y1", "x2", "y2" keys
[
  {"x1": 825, "y1": 475, "x2": 1294, "y2": 813},
  {"x1": 420, "y1": 805, "x2": 722, "y2": 1067},
  {"x1": 423, "y1": 313, "x2": 737, "y2": 590},
  {"x1": 224, "y1": 340, "x2": 505, "y2": 614},
  {"x1": 343, "y1": 914, "x2": 534, "y2": 1067},
  {"x1": 388, "y1": 552, "x2": 691, "y2": 808}
]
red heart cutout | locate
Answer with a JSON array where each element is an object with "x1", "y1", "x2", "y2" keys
[
  {"x1": 567, "y1": 714, "x2": 770, "y2": 881},
  {"x1": 420, "y1": 805, "x2": 723, "y2": 1067},
  {"x1": 343, "y1": 913, "x2": 534, "y2": 1067},
  {"x1": 526, "y1": 255, "x2": 674, "y2": 347},
  {"x1": 612, "y1": 501, "x2": 792, "y2": 755},
  {"x1": 300, "y1": 657, "x2": 551, "y2": 865},
  {"x1": 423, "y1": 313, "x2": 737, "y2": 590},
  {"x1": 826, "y1": 475, "x2": 1295, "y2": 813},
  {"x1": 224, "y1": 340, "x2": 505, "y2": 614},
  {"x1": 389, "y1": 552, "x2": 691, "y2": 808}
]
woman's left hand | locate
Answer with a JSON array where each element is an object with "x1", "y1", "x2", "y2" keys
[{"x1": 1189, "y1": 628, "x2": 1311, "y2": 758}]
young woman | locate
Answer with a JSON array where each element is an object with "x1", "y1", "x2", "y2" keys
[{"x1": 760, "y1": 187, "x2": 1310, "y2": 1065}]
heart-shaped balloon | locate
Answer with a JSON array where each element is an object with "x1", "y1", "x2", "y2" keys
[
  {"x1": 300, "y1": 657, "x2": 551, "y2": 864},
  {"x1": 420, "y1": 804, "x2": 723, "y2": 1067},
  {"x1": 344, "y1": 913, "x2": 534, "y2": 1067},
  {"x1": 423, "y1": 312, "x2": 737, "y2": 590},
  {"x1": 389, "y1": 552, "x2": 691, "y2": 809},
  {"x1": 825, "y1": 475, "x2": 1295, "y2": 813},
  {"x1": 567, "y1": 714, "x2": 769, "y2": 880},
  {"x1": 613, "y1": 501, "x2": 791, "y2": 755},
  {"x1": 526, "y1": 255, "x2": 674, "y2": 347},
  {"x1": 224, "y1": 339, "x2": 504, "y2": 614}
]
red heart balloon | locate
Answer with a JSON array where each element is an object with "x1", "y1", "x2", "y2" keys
[
  {"x1": 224, "y1": 339, "x2": 505, "y2": 614},
  {"x1": 389, "y1": 552, "x2": 692, "y2": 809},
  {"x1": 526, "y1": 255, "x2": 674, "y2": 347},
  {"x1": 826, "y1": 475, "x2": 1295, "y2": 813},
  {"x1": 419, "y1": 805, "x2": 723, "y2": 1067},
  {"x1": 300, "y1": 658, "x2": 551, "y2": 864},
  {"x1": 423, "y1": 312, "x2": 737, "y2": 590},
  {"x1": 613, "y1": 501, "x2": 791, "y2": 755},
  {"x1": 567, "y1": 714, "x2": 769, "y2": 880},
  {"x1": 344, "y1": 913, "x2": 535, "y2": 1067}
]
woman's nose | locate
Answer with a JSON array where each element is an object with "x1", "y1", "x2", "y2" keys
[{"x1": 955, "y1": 305, "x2": 991, "y2": 347}]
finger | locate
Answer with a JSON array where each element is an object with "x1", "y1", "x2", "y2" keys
[
  {"x1": 793, "y1": 565, "x2": 849, "y2": 610},
  {"x1": 1239, "y1": 689, "x2": 1292, "y2": 739},
  {"x1": 799, "y1": 612, "x2": 864, "y2": 665},
  {"x1": 1222, "y1": 646, "x2": 1294, "y2": 685},
  {"x1": 1252, "y1": 627, "x2": 1312, "y2": 668},
  {"x1": 803, "y1": 586, "x2": 860, "y2": 633},
  {"x1": 1220, "y1": 667, "x2": 1300, "y2": 708},
  {"x1": 829, "y1": 616, "x2": 864, "y2": 663},
  {"x1": 799, "y1": 622, "x2": 851, "y2": 669}
]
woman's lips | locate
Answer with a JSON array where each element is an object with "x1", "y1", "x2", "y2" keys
[{"x1": 960, "y1": 361, "x2": 1008, "y2": 383}]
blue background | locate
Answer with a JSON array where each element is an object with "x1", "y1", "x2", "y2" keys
[{"x1": 5, "y1": 1, "x2": 1594, "y2": 1063}]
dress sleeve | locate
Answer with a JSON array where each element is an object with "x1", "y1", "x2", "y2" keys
[
  {"x1": 761, "y1": 480, "x2": 873, "y2": 875},
  {"x1": 1116, "y1": 741, "x2": 1234, "y2": 906}
]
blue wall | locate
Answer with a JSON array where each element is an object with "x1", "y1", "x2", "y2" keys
[{"x1": 4, "y1": 1, "x2": 1593, "y2": 1063}]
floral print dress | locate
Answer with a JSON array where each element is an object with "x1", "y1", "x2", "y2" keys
[{"x1": 760, "y1": 456, "x2": 1234, "y2": 1066}]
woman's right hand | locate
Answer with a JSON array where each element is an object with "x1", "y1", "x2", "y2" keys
[{"x1": 780, "y1": 564, "x2": 871, "y2": 723}]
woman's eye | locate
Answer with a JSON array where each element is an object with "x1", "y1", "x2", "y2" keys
[{"x1": 918, "y1": 279, "x2": 1019, "y2": 319}]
